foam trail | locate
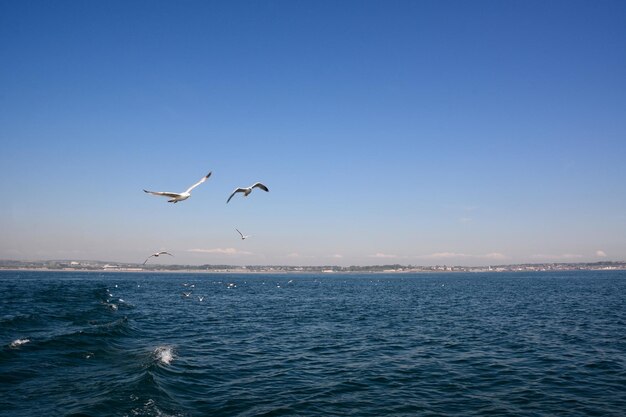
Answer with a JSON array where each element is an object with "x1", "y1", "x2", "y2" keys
[
  {"x1": 10, "y1": 338, "x2": 30, "y2": 348},
  {"x1": 154, "y1": 346, "x2": 174, "y2": 365}
]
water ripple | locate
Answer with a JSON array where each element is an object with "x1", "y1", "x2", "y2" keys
[{"x1": 1, "y1": 271, "x2": 625, "y2": 416}]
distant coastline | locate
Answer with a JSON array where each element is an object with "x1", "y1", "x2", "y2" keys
[{"x1": 1, "y1": 260, "x2": 625, "y2": 274}]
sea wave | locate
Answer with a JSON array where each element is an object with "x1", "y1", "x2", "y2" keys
[
  {"x1": 9, "y1": 338, "x2": 30, "y2": 348},
  {"x1": 154, "y1": 346, "x2": 175, "y2": 365},
  {"x1": 2, "y1": 270, "x2": 626, "y2": 417}
]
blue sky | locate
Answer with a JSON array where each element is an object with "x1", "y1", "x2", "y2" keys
[{"x1": 1, "y1": 0, "x2": 625, "y2": 266}]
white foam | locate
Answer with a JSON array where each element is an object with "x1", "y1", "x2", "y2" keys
[
  {"x1": 10, "y1": 338, "x2": 30, "y2": 348},
  {"x1": 154, "y1": 346, "x2": 174, "y2": 365}
]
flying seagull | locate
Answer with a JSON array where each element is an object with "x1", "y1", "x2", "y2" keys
[
  {"x1": 144, "y1": 172, "x2": 212, "y2": 203},
  {"x1": 227, "y1": 182, "x2": 269, "y2": 203},
  {"x1": 143, "y1": 251, "x2": 173, "y2": 265},
  {"x1": 235, "y1": 228, "x2": 251, "y2": 240}
]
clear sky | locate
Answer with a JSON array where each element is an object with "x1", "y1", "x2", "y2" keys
[{"x1": 1, "y1": 0, "x2": 625, "y2": 266}]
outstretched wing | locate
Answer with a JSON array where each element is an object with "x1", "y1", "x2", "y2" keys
[
  {"x1": 143, "y1": 255, "x2": 153, "y2": 265},
  {"x1": 227, "y1": 188, "x2": 245, "y2": 203},
  {"x1": 185, "y1": 172, "x2": 212, "y2": 193},
  {"x1": 144, "y1": 190, "x2": 182, "y2": 198},
  {"x1": 252, "y1": 182, "x2": 269, "y2": 192},
  {"x1": 235, "y1": 229, "x2": 244, "y2": 238},
  {"x1": 158, "y1": 251, "x2": 174, "y2": 257}
]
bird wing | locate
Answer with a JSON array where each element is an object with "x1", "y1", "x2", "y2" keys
[
  {"x1": 185, "y1": 172, "x2": 212, "y2": 193},
  {"x1": 143, "y1": 255, "x2": 153, "y2": 265},
  {"x1": 159, "y1": 251, "x2": 174, "y2": 257},
  {"x1": 252, "y1": 182, "x2": 269, "y2": 192},
  {"x1": 144, "y1": 190, "x2": 182, "y2": 198},
  {"x1": 227, "y1": 188, "x2": 246, "y2": 203},
  {"x1": 235, "y1": 229, "x2": 244, "y2": 238}
]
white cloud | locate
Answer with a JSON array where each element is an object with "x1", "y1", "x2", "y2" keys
[
  {"x1": 423, "y1": 252, "x2": 469, "y2": 259},
  {"x1": 596, "y1": 250, "x2": 607, "y2": 257},
  {"x1": 483, "y1": 252, "x2": 508, "y2": 260},
  {"x1": 331, "y1": 254, "x2": 344, "y2": 259},
  {"x1": 530, "y1": 253, "x2": 583, "y2": 260},
  {"x1": 419, "y1": 252, "x2": 507, "y2": 260},
  {"x1": 369, "y1": 253, "x2": 398, "y2": 259},
  {"x1": 287, "y1": 252, "x2": 300, "y2": 258},
  {"x1": 188, "y1": 248, "x2": 252, "y2": 255}
]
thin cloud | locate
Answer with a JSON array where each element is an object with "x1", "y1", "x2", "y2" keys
[
  {"x1": 331, "y1": 254, "x2": 344, "y2": 259},
  {"x1": 188, "y1": 248, "x2": 252, "y2": 255},
  {"x1": 423, "y1": 252, "x2": 470, "y2": 259},
  {"x1": 483, "y1": 252, "x2": 508, "y2": 260},
  {"x1": 286, "y1": 252, "x2": 315, "y2": 259},
  {"x1": 420, "y1": 252, "x2": 507, "y2": 260},
  {"x1": 596, "y1": 250, "x2": 607, "y2": 257},
  {"x1": 369, "y1": 253, "x2": 398, "y2": 259},
  {"x1": 530, "y1": 253, "x2": 583, "y2": 260}
]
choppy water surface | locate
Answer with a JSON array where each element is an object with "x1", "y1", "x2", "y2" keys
[{"x1": 1, "y1": 270, "x2": 625, "y2": 416}]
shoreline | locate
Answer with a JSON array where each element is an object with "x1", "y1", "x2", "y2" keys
[{"x1": 2, "y1": 266, "x2": 625, "y2": 274}]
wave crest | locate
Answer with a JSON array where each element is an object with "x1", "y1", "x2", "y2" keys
[
  {"x1": 154, "y1": 346, "x2": 174, "y2": 365},
  {"x1": 10, "y1": 338, "x2": 30, "y2": 348}
]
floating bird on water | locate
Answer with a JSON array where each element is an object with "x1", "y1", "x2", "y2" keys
[
  {"x1": 235, "y1": 228, "x2": 251, "y2": 240},
  {"x1": 143, "y1": 251, "x2": 173, "y2": 265},
  {"x1": 227, "y1": 182, "x2": 269, "y2": 203},
  {"x1": 144, "y1": 172, "x2": 211, "y2": 203}
]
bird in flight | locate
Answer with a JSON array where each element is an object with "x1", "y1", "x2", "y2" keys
[
  {"x1": 227, "y1": 182, "x2": 269, "y2": 203},
  {"x1": 144, "y1": 172, "x2": 212, "y2": 203},
  {"x1": 235, "y1": 228, "x2": 251, "y2": 240},
  {"x1": 143, "y1": 251, "x2": 174, "y2": 265}
]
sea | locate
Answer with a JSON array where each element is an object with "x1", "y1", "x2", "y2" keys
[{"x1": 1, "y1": 270, "x2": 625, "y2": 416}]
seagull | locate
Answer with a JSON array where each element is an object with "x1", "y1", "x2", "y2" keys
[
  {"x1": 182, "y1": 292, "x2": 192, "y2": 298},
  {"x1": 143, "y1": 251, "x2": 173, "y2": 265},
  {"x1": 235, "y1": 228, "x2": 251, "y2": 240},
  {"x1": 227, "y1": 182, "x2": 269, "y2": 203},
  {"x1": 144, "y1": 172, "x2": 212, "y2": 203},
  {"x1": 198, "y1": 296, "x2": 204, "y2": 302}
]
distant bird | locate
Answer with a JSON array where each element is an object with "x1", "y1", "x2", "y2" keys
[
  {"x1": 143, "y1": 251, "x2": 173, "y2": 265},
  {"x1": 227, "y1": 182, "x2": 269, "y2": 203},
  {"x1": 198, "y1": 296, "x2": 204, "y2": 302},
  {"x1": 182, "y1": 292, "x2": 192, "y2": 298},
  {"x1": 144, "y1": 172, "x2": 212, "y2": 203},
  {"x1": 235, "y1": 228, "x2": 251, "y2": 240}
]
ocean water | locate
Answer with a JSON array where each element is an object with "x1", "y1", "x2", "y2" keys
[{"x1": 1, "y1": 271, "x2": 625, "y2": 416}]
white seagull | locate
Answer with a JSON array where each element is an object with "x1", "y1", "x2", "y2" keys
[
  {"x1": 227, "y1": 182, "x2": 269, "y2": 203},
  {"x1": 235, "y1": 228, "x2": 251, "y2": 240},
  {"x1": 143, "y1": 251, "x2": 173, "y2": 265},
  {"x1": 144, "y1": 172, "x2": 212, "y2": 203}
]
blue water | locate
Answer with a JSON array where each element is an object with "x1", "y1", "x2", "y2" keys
[{"x1": 1, "y1": 271, "x2": 625, "y2": 416}]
